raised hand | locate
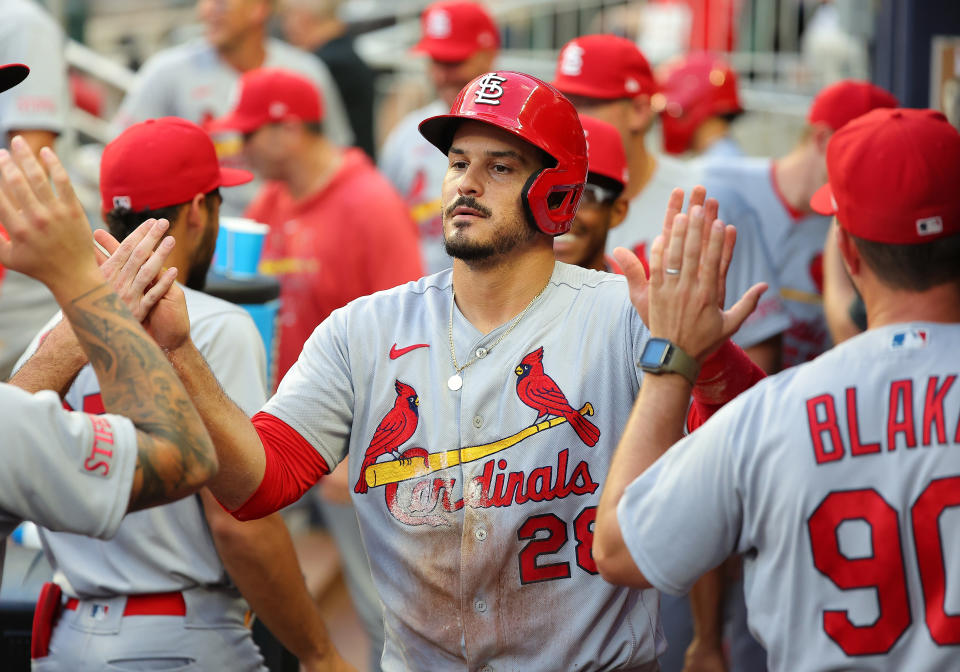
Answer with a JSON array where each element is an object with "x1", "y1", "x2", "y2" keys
[
  {"x1": 636, "y1": 203, "x2": 766, "y2": 361},
  {"x1": 615, "y1": 186, "x2": 727, "y2": 326},
  {"x1": 0, "y1": 137, "x2": 101, "y2": 298},
  {"x1": 95, "y1": 219, "x2": 179, "y2": 321},
  {"x1": 93, "y1": 225, "x2": 190, "y2": 351}
]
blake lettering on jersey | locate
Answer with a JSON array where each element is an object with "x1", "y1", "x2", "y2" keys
[
  {"x1": 806, "y1": 374, "x2": 958, "y2": 464},
  {"x1": 359, "y1": 346, "x2": 601, "y2": 527},
  {"x1": 84, "y1": 415, "x2": 116, "y2": 477}
]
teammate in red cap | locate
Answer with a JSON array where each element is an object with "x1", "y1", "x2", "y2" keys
[
  {"x1": 132, "y1": 70, "x2": 767, "y2": 671},
  {"x1": 552, "y1": 36, "x2": 787, "y2": 374},
  {"x1": 14, "y1": 116, "x2": 350, "y2": 671},
  {"x1": 702, "y1": 79, "x2": 899, "y2": 370},
  {"x1": 552, "y1": 115, "x2": 630, "y2": 272},
  {"x1": 596, "y1": 107, "x2": 960, "y2": 672},
  {"x1": 658, "y1": 52, "x2": 744, "y2": 158},
  {"x1": 379, "y1": 0, "x2": 501, "y2": 274},
  {"x1": 211, "y1": 67, "x2": 423, "y2": 386}
]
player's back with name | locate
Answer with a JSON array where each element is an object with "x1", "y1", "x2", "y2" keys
[{"x1": 705, "y1": 321, "x2": 960, "y2": 670}]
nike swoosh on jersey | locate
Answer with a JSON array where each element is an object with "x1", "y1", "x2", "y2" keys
[{"x1": 389, "y1": 343, "x2": 430, "y2": 359}]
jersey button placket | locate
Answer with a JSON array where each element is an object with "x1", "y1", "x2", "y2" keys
[
  {"x1": 474, "y1": 527, "x2": 487, "y2": 541},
  {"x1": 473, "y1": 598, "x2": 487, "y2": 613}
]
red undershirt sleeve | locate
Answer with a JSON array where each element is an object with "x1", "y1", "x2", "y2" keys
[
  {"x1": 230, "y1": 411, "x2": 332, "y2": 521},
  {"x1": 686, "y1": 339, "x2": 766, "y2": 432}
]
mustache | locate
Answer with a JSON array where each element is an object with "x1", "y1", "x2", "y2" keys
[{"x1": 445, "y1": 196, "x2": 492, "y2": 219}]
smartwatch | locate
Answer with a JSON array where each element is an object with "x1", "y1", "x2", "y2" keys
[{"x1": 639, "y1": 338, "x2": 700, "y2": 385}]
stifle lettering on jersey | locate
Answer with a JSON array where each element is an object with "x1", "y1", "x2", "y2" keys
[{"x1": 84, "y1": 416, "x2": 116, "y2": 477}]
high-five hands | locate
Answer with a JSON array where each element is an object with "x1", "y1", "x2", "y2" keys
[{"x1": 614, "y1": 186, "x2": 767, "y2": 361}]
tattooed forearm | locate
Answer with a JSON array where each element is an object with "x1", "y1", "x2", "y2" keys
[{"x1": 62, "y1": 283, "x2": 216, "y2": 510}]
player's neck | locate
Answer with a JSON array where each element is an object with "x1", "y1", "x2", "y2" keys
[
  {"x1": 862, "y1": 281, "x2": 960, "y2": 329},
  {"x1": 284, "y1": 137, "x2": 342, "y2": 200},
  {"x1": 773, "y1": 147, "x2": 818, "y2": 215},
  {"x1": 451, "y1": 245, "x2": 555, "y2": 334},
  {"x1": 624, "y1": 141, "x2": 656, "y2": 201},
  {"x1": 217, "y1": 32, "x2": 267, "y2": 73},
  {"x1": 692, "y1": 119, "x2": 731, "y2": 154}
]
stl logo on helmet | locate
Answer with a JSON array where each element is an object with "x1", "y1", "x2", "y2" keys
[
  {"x1": 473, "y1": 74, "x2": 508, "y2": 106},
  {"x1": 559, "y1": 44, "x2": 584, "y2": 77},
  {"x1": 425, "y1": 9, "x2": 451, "y2": 38}
]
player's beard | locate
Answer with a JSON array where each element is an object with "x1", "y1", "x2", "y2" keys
[
  {"x1": 443, "y1": 196, "x2": 537, "y2": 268},
  {"x1": 186, "y1": 221, "x2": 218, "y2": 291}
]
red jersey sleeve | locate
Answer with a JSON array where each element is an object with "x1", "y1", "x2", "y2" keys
[
  {"x1": 686, "y1": 339, "x2": 766, "y2": 432},
  {"x1": 230, "y1": 411, "x2": 332, "y2": 521}
]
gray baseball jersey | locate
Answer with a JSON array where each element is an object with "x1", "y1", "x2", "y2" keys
[
  {"x1": 111, "y1": 37, "x2": 353, "y2": 216},
  {"x1": 261, "y1": 262, "x2": 664, "y2": 671},
  {"x1": 17, "y1": 286, "x2": 267, "y2": 597},
  {"x1": 703, "y1": 157, "x2": 833, "y2": 367},
  {"x1": 0, "y1": 0, "x2": 68, "y2": 379},
  {"x1": 378, "y1": 99, "x2": 450, "y2": 275},
  {"x1": 617, "y1": 322, "x2": 960, "y2": 671},
  {"x1": 0, "y1": 384, "x2": 137, "y2": 586},
  {"x1": 0, "y1": 0, "x2": 69, "y2": 139},
  {"x1": 606, "y1": 153, "x2": 790, "y2": 350}
]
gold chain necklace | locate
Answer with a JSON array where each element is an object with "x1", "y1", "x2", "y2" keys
[{"x1": 447, "y1": 281, "x2": 549, "y2": 391}]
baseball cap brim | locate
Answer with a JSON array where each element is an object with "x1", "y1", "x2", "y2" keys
[
  {"x1": 810, "y1": 182, "x2": 837, "y2": 216},
  {"x1": 219, "y1": 166, "x2": 254, "y2": 187},
  {"x1": 0, "y1": 64, "x2": 29, "y2": 93},
  {"x1": 207, "y1": 111, "x2": 261, "y2": 135},
  {"x1": 411, "y1": 39, "x2": 477, "y2": 64}
]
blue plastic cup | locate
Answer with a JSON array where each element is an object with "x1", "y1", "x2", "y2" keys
[
  {"x1": 221, "y1": 217, "x2": 269, "y2": 278},
  {"x1": 213, "y1": 225, "x2": 229, "y2": 273}
]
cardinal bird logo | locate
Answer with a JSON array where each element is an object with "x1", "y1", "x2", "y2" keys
[
  {"x1": 355, "y1": 380, "x2": 420, "y2": 494},
  {"x1": 515, "y1": 347, "x2": 600, "y2": 447}
]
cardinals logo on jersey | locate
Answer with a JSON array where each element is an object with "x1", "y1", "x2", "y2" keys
[
  {"x1": 355, "y1": 380, "x2": 420, "y2": 494},
  {"x1": 515, "y1": 347, "x2": 601, "y2": 446}
]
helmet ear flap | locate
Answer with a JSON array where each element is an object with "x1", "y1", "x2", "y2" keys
[{"x1": 522, "y1": 167, "x2": 585, "y2": 236}]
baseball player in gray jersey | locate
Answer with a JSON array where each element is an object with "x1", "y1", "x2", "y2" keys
[
  {"x1": 0, "y1": 66, "x2": 216, "y2": 593},
  {"x1": 12, "y1": 117, "x2": 348, "y2": 671},
  {"x1": 112, "y1": 0, "x2": 352, "y2": 217},
  {"x1": 132, "y1": 71, "x2": 767, "y2": 671},
  {"x1": 551, "y1": 34, "x2": 789, "y2": 379},
  {"x1": 596, "y1": 107, "x2": 960, "y2": 671}
]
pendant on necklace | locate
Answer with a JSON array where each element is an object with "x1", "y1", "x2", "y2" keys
[{"x1": 447, "y1": 374, "x2": 463, "y2": 391}]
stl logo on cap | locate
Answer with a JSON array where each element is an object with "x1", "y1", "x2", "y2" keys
[
  {"x1": 425, "y1": 9, "x2": 452, "y2": 38},
  {"x1": 269, "y1": 101, "x2": 289, "y2": 119},
  {"x1": 560, "y1": 43, "x2": 585, "y2": 77},
  {"x1": 474, "y1": 74, "x2": 507, "y2": 105}
]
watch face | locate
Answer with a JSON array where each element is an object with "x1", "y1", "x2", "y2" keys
[{"x1": 640, "y1": 338, "x2": 670, "y2": 367}]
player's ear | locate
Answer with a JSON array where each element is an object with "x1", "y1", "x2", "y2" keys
[
  {"x1": 608, "y1": 197, "x2": 629, "y2": 230},
  {"x1": 834, "y1": 220, "x2": 860, "y2": 278},
  {"x1": 186, "y1": 193, "x2": 207, "y2": 232}
]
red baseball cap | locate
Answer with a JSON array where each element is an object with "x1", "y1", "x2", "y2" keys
[
  {"x1": 659, "y1": 52, "x2": 742, "y2": 155},
  {"x1": 208, "y1": 68, "x2": 324, "y2": 135},
  {"x1": 580, "y1": 114, "x2": 628, "y2": 190},
  {"x1": 412, "y1": 1, "x2": 500, "y2": 63},
  {"x1": 811, "y1": 108, "x2": 960, "y2": 244},
  {"x1": 0, "y1": 63, "x2": 28, "y2": 93},
  {"x1": 100, "y1": 117, "x2": 252, "y2": 213},
  {"x1": 808, "y1": 79, "x2": 898, "y2": 132},
  {"x1": 552, "y1": 35, "x2": 657, "y2": 100}
]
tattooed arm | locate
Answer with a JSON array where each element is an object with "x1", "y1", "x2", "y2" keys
[{"x1": 0, "y1": 137, "x2": 217, "y2": 511}]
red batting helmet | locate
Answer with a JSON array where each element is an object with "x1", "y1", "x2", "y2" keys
[
  {"x1": 419, "y1": 71, "x2": 588, "y2": 236},
  {"x1": 659, "y1": 53, "x2": 742, "y2": 155}
]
